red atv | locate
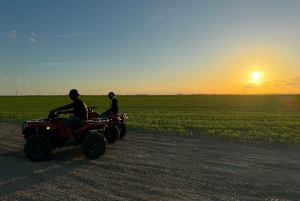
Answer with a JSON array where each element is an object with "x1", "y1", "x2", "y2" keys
[
  {"x1": 22, "y1": 110, "x2": 108, "y2": 162},
  {"x1": 88, "y1": 106, "x2": 128, "y2": 139}
]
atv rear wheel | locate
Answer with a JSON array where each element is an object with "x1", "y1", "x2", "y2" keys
[
  {"x1": 24, "y1": 135, "x2": 52, "y2": 162},
  {"x1": 81, "y1": 133, "x2": 107, "y2": 159},
  {"x1": 120, "y1": 123, "x2": 127, "y2": 138},
  {"x1": 104, "y1": 123, "x2": 120, "y2": 143}
]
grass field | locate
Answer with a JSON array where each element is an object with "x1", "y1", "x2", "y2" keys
[{"x1": 0, "y1": 95, "x2": 299, "y2": 144}]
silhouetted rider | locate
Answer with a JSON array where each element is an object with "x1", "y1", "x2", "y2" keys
[
  {"x1": 99, "y1": 92, "x2": 118, "y2": 117},
  {"x1": 53, "y1": 89, "x2": 88, "y2": 144}
]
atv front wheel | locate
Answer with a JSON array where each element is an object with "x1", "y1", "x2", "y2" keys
[
  {"x1": 120, "y1": 123, "x2": 128, "y2": 138},
  {"x1": 24, "y1": 135, "x2": 52, "y2": 162},
  {"x1": 104, "y1": 123, "x2": 120, "y2": 143},
  {"x1": 81, "y1": 133, "x2": 107, "y2": 159}
]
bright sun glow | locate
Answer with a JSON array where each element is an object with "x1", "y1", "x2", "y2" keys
[{"x1": 250, "y1": 71, "x2": 264, "y2": 81}]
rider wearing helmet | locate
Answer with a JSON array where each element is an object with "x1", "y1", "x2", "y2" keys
[
  {"x1": 53, "y1": 89, "x2": 88, "y2": 144},
  {"x1": 99, "y1": 92, "x2": 119, "y2": 117}
]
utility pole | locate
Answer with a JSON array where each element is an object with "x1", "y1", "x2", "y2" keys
[{"x1": 16, "y1": 90, "x2": 17, "y2": 96}]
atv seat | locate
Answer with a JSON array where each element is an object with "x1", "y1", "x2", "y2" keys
[{"x1": 85, "y1": 118, "x2": 108, "y2": 123}]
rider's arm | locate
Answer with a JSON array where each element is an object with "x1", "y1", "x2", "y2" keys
[{"x1": 56, "y1": 102, "x2": 74, "y2": 111}]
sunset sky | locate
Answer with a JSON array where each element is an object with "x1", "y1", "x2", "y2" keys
[{"x1": 1, "y1": 0, "x2": 300, "y2": 95}]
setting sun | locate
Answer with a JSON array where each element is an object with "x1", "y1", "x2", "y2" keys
[
  {"x1": 245, "y1": 71, "x2": 266, "y2": 91},
  {"x1": 251, "y1": 71, "x2": 264, "y2": 80}
]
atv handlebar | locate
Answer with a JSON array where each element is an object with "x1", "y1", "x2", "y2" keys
[
  {"x1": 88, "y1": 106, "x2": 98, "y2": 112},
  {"x1": 48, "y1": 110, "x2": 74, "y2": 120}
]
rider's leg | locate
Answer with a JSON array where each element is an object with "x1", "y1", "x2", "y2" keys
[
  {"x1": 99, "y1": 110, "x2": 112, "y2": 117},
  {"x1": 64, "y1": 127, "x2": 75, "y2": 140},
  {"x1": 63, "y1": 117, "x2": 76, "y2": 142},
  {"x1": 64, "y1": 116, "x2": 84, "y2": 142}
]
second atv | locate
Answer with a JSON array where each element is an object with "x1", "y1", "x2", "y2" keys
[{"x1": 88, "y1": 106, "x2": 128, "y2": 139}]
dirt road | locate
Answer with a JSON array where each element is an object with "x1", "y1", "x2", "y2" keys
[{"x1": 0, "y1": 121, "x2": 300, "y2": 200}]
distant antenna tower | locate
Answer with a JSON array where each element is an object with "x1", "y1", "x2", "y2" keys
[
  {"x1": 16, "y1": 90, "x2": 17, "y2": 96},
  {"x1": 38, "y1": 91, "x2": 39, "y2": 96}
]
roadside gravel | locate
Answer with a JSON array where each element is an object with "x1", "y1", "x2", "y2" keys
[{"x1": 1, "y1": 121, "x2": 300, "y2": 200}]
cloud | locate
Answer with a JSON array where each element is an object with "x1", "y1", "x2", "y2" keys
[
  {"x1": 290, "y1": 75, "x2": 300, "y2": 83},
  {"x1": 5, "y1": 30, "x2": 17, "y2": 38},
  {"x1": 273, "y1": 79, "x2": 288, "y2": 85},
  {"x1": 39, "y1": 62, "x2": 89, "y2": 66},
  {"x1": 244, "y1": 81, "x2": 260, "y2": 89},
  {"x1": 31, "y1": 32, "x2": 35, "y2": 36},
  {"x1": 260, "y1": 80, "x2": 270, "y2": 84},
  {"x1": 30, "y1": 37, "x2": 35, "y2": 43},
  {"x1": 18, "y1": 76, "x2": 21, "y2": 85},
  {"x1": 41, "y1": 32, "x2": 47, "y2": 37},
  {"x1": 0, "y1": 75, "x2": 8, "y2": 80},
  {"x1": 272, "y1": 75, "x2": 300, "y2": 86},
  {"x1": 243, "y1": 79, "x2": 270, "y2": 89},
  {"x1": 52, "y1": 32, "x2": 98, "y2": 38}
]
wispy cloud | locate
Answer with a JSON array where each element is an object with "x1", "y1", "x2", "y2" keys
[
  {"x1": 290, "y1": 75, "x2": 300, "y2": 83},
  {"x1": 39, "y1": 62, "x2": 89, "y2": 66},
  {"x1": 30, "y1": 37, "x2": 35, "y2": 43},
  {"x1": 244, "y1": 81, "x2": 261, "y2": 89},
  {"x1": 41, "y1": 32, "x2": 47, "y2": 37},
  {"x1": 52, "y1": 32, "x2": 99, "y2": 38},
  {"x1": 18, "y1": 76, "x2": 22, "y2": 85},
  {"x1": 0, "y1": 75, "x2": 8, "y2": 80},
  {"x1": 5, "y1": 31, "x2": 97, "y2": 40},
  {"x1": 5, "y1": 30, "x2": 17, "y2": 38},
  {"x1": 272, "y1": 75, "x2": 300, "y2": 86},
  {"x1": 243, "y1": 79, "x2": 270, "y2": 89}
]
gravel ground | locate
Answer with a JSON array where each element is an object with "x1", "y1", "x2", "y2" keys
[{"x1": 1, "y1": 121, "x2": 300, "y2": 201}]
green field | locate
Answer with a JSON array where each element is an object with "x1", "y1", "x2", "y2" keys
[{"x1": 0, "y1": 95, "x2": 299, "y2": 144}]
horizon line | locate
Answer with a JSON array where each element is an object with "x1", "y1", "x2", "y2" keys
[{"x1": 0, "y1": 93, "x2": 300, "y2": 96}]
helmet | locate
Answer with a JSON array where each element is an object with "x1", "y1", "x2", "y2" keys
[
  {"x1": 108, "y1": 92, "x2": 115, "y2": 99},
  {"x1": 69, "y1": 89, "x2": 80, "y2": 100}
]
